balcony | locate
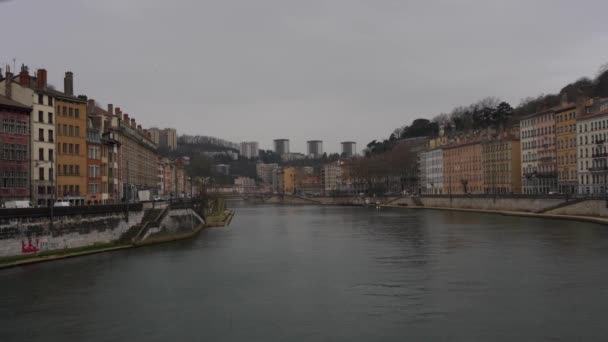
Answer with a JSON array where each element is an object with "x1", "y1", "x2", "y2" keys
[
  {"x1": 539, "y1": 156, "x2": 554, "y2": 163},
  {"x1": 596, "y1": 139, "x2": 606, "y2": 145},
  {"x1": 536, "y1": 171, "x2": 557, "y2": 178},
  {"x1": 592, "y1": 152, "x2": 608, "y2": 158},
  {"x1": 589, "y1": 166, "x2": 608, "y2": 173}
]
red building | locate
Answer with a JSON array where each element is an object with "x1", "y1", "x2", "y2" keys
[{"x1": 0, "y1": 94, "x2": 31, "y2": 205}]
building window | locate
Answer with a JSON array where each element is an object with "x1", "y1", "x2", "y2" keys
[
  {"x1": 69, "y1": 108, "x2": 73, "y2": 117},
  {"x1": 63, "y1": 165, "x2": 67, "y2": 175},
  {"x1": 69, "y1": 165, "x2": 74, "y2": 175},
  {"x1": 49, "y1": 149, "x2": 54, "y2": 162},
  {"x1": 62, "y1": 106, "x2": 67, "y2": 116},
  {"x1": 39, "y1": 167, "x2": 45, "y2": 181},
  {"x1": 75, "y1": 108, "x2": 80, "y2": 118},
  {"x1": 48, "y1": 97, "x2": 53, "y2": 106},
  {"x1": 62, "y1": 143, "x2": 67, "y2": 154},
  {"x1": 68, "y1": 125, "x2": 73, "y2": 136},
  {"x1": 75, "y1": 144, "x2": 79, "y2": 155},
  {"x1": 63, "y1": 124, "x2": 67, "y2": 136},
  {"x1": 75, "y1": 126, "x2": 80, "y2": 137},
  {"x1": 48, "y1": 129, "x2": 53, "y2": 142},
  {"x1": 39, "y1": 148, "x2": 44, "y2": 161},
  {"x1": 48, "y1": 112, "x2": 53, "y2": 124},
  {"x1": 75, "y1": 165, "x2": 80, "y2": 176},
  {"x1": 38, "y1": 128, "x2": 44, "y2": 142},
  {"x1": 75, "y1": 185, "x2": 80, "y2": 195},
  {"x1": 38, "y1": 94, "x2": 44, "y2": 104},
  {"x1": 38, "y1": 111, "x2": 44, "y2": 123}
]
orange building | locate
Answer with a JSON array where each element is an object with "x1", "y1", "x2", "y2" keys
[
  {"x1": 443, "y1": 141, "x2": 484, "y2": 194},
  {"x1": 54, "y1": 72, "x2": 88, "y2": 205}
]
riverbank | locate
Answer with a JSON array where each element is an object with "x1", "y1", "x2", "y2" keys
[
  {"x1": 0, "y1": 209, "x2": 235, "y2": 269},
  {"x1": 382, "y1": 204, "x2": 608, "y2": 225}
]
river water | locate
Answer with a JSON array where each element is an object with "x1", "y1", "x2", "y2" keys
[{"x1": 2, "y1": 204, "x2": 608, "y2": 341}]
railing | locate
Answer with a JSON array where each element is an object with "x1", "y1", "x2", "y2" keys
[
  {"x1": 0, "y1": 203, "x2": 143, "y2": 219},
  {"x1": 588, "y1": 166, "x2": 608, "y2": 173},
  {"x1": 592, "y1": 153, "x2": 608, "y2": 158},
  {"x1": 596, "y1": 139, "x2": 606, "y2": 144}
]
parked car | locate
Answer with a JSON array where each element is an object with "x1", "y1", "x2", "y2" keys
[{"x1": 54, "y1": 201, "x2": 71, "y2": 207}]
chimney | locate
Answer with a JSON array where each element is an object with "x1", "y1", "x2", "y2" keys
[
  {"x1": 36, "y1": 69, "x2": 47, "y2": 89},
  {"x1": 115, "y1": 107, "x2": 121, "y2": 116},
  {"x1": 19, "y1": 64, "x2": 29, "y2": 86},
  {"x1": 123, "y1": 113, "x2": 129, "y2": 122},
  {"x1": 137, "y1": 125, "x2": 142, "y2": 133},
  {"x1": 64, "y1": 71, "x2": 74, "y2": 95},
  {"x1": 130, "y1": 118, "x2": 136, "y2": 128},
  {"x1": 5, "y1": 66, "x2": 13, "y2": 99},
  {"x1": 107, "y1": 104, "x2": 113, "y2": 116},
  {"x1": 87, "y1": 99, "x2": 95, "y2": 110}
]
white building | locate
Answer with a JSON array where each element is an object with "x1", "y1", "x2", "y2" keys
[
  {"x1": 256, "y1": 163, "x2": 278, "y2": 184},
  {"x1": 234, "y1": 177, "x2": 257, "y2": 194},
  {"x1": 321, "y1": 162, "x2": 342, "y2": 195},
  {"x1": 0, "y1": 67, "x2": 56, "y2": 206},
  {"x1": 240, "y1": 141, "x2": 259, "y2": 159},
  {"x1": 576, "y1": 98, "x2": 608, "y2": 195},
  {"x1": 419, "y1": 148, "x2": 443, "y2": 194}
]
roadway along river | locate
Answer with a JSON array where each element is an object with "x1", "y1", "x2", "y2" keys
[{"x1": 2, "y1": 204, "x2": 608, "y2": 341}]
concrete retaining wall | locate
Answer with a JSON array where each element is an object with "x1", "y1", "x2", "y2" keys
[
  {"x1": 0, "y1": 207, "x2": 202, "y2": 259},
  {"x1": 545, "y1": 200, "x2": 608, "y2": 217}
]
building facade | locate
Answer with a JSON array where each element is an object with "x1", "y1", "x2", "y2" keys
[
  {"x1": 86, "y1": 118, "x2": 102, "y2": 204},
  {"x1": 0, "y1": 94, "x2": 31, "y2": 205},
  {"x1": 481, "y1": 138, "x2": 521, "y2": 194},
  {"x1": 0, "y1": 67, "x2": 57, "y2": 206},
  {"x1": 256, "y1": 163, "x2": 278, "y2": 185},
  {"x1": 576, "y1": 98, "x2": 608, "y2": 195},
  {"x1": 321, "y1": 162, "x2": 342, "y2": 195},
  {"x1": 419, "y1": 148, "x2": 443, "y2": 194},
  {"x1": 520, "y1": 109, "x2": 557, "y2": 194},
  {"x1": 307, "y1": 140, "x2": 323, "y2": 158},
  {"x1": 274, "y1": 139, "x2": 290, "y2": 156},
  {"x1": 341, "y1": 141, "x2": 356, "y2": 157},
  {"x1": 240, "y1": 141, "x2": 259, "y2": 159},
  {"x1": 55, "y1": 72, "x2": 88, "y2": 205},
  {"x1": 443, "y1": 141, "x2": 483, "y2": 194},
  {"x1": 555, "y1": 103, "x2": 578, "y2": 194}
]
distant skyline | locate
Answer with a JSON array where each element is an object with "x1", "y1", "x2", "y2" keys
[{"x1": 3, "y1": 0, "x2": 608, "y2": 154}]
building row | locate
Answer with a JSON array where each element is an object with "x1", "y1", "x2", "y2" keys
[{"x1": 0, "y1": 65, "x2": 184, "y2": 206}]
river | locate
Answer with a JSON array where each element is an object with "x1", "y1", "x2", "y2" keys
[{"x1": 2, "y1": 204, "x2": 608, "y2": 341}]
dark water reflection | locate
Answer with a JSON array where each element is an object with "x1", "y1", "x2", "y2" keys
[{"x1": 2, "y1": 204, "x2": 608, "y2": 341}]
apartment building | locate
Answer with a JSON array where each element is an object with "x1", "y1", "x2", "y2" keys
[
  {"x1": 443, "y1": 141, "x2": 483, "y2": 194},
  {"x1": 481, "y1": 138, "x2": 521, "y2": 194},
  {"x1": 576, "y1": 98, "x2": 608, "y2": 195},
  {"x1": 520, "y1": 109, "x2": 557, "y2": 194},
  {"x1": 54, "y1": 72, "x2": 88, "y2": 205},
  {"x1": 419, "y1": 148, "x2": 443, "y2": 194},
  {"x1": 0, "y1": 67, "x2": 57, "y2": 206},
  {"x1": 555, "y1": 102, "x2": 578, "y2": 194},
  {"x1": 0, "y1": 94, "x2": 31, "y2": 204}
]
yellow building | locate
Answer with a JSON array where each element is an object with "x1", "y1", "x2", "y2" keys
[
  {"x1": 53, "y1": 72, "x2": 88, "y2": 205},
  {"x1": 482, "y1": 138, "x2": 522, "y2": 194},
  {"x1": 282, "y1": 167, "x2": 297, "y2": 194},
  {"x1": 555, "y1": 103, "x2": 577, "y2": 194}
]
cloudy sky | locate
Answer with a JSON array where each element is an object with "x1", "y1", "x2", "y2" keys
[{"x1": 3, "y1": 0, "x2": 608, "y2": 153}]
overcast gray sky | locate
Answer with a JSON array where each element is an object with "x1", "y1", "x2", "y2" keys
[{"x1": 3, "y1": 0, "x2": 608, "y2": 153}]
